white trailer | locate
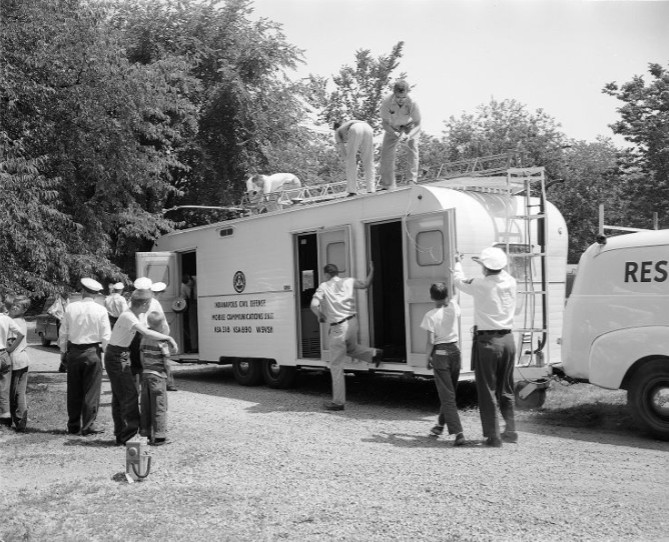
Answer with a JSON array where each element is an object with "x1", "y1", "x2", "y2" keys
[{"x1": 137, "y1": 165, "x2": 568, "y2": 404}]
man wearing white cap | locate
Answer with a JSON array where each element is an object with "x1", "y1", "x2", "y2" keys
[
  {"x1": 453, "y1": 246, "x2": 518, "y2": 447},
  {"x1": 105, "y1": 282, "x2": 128, "y2": 329},
  {"x1": 150, "y1": 282, "x2": 177, "y2": 391},
  {"x1": 58, "y1": 278, "x2": 112, "y2": 436}
]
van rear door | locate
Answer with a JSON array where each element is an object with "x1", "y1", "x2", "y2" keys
[{"x1": 402, "y1": 210, "x2": 458, "y2": 368}]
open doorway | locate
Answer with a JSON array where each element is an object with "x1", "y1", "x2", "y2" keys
[
  {"x1": 368, "y1": 221, "x2": 406, "y2": 362},
  {"x1": 295, "y1": 233, "x2": 321, "y2": 358},
  {"x1": 180, "y1": 251, "x2": 198, "y2": 354}
]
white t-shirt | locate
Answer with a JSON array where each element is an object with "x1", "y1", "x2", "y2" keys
[
  {"x1": 312, "y1": 277, "x2": 357, "y2": 324},
  {"x1": 420, "y1": 302, "x2": 461, "y2": 345},
  {"x1": 9, "y1": 317, "x2": 29, "y2": 370},
  {"x1": 109, "y1": 311, "x2": 142, "y2": 348}
]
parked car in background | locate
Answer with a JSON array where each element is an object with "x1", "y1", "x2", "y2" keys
[{"x1": 35, "y1": 297, "x2": 60, "y2": 346}]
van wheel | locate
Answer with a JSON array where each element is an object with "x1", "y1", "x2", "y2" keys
[
  {"x1": 514, "y1": 381, "x2": 547, "y2": 410},
  {"x1": 262, "y1": 360, "x2": 297, "y2": 389},
  {"x1": 627, "y1": 360, "x2": 669, "y2": 441},
  {"x1": 232, "y1": 358, "x2": 264, "y2": 386}
]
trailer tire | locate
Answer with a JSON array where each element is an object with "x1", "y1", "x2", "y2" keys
[
  {"x1": 232, "y1": 358, "x2": 264, "y2": 386},
  {"x1": 262, "y1": 360, "x2": 297, "y2": 389},
  {"x1": 514, "y1": 381, "x2": 547, "y2": 410},
  {"x1": 627, "y1": 360, "x2": 669, "y2": 441}
]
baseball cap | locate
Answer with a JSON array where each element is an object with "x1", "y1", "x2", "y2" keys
[
  {"x1": 112, "y1": 282, "x2": 124, "y2": 291},
  {"x1": 151, "y1": 282, "x2": 167, "y2": 293},
  {"x1": 134, "y1": 277, "x2": 153, "y2": 290},
  {"x1": 80, "y1": 277, "x2": 103, "y2": 293},
  {"x1": 472, "y1": 247, "x2": 508, "y2": 271}
]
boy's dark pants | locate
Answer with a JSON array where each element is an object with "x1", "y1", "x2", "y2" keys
[
  {"x1": 432, "y1": 343, "x2": 463, "y2": 435},
  {"x1": 104, "y1": 345, "x2": 140, "y2": 444},
  {"x1": 10, "y1": 366, "x2": 29, "y2": 430},
  {"x1": 473, "y1": 332, "x2": 516, "y2": 439},
  {"x1": 140, "y1": 374, "x2": 167, "y2": 440},
  {"x1": 66, "y1": 344, "x2": 103, "y2": 434}
]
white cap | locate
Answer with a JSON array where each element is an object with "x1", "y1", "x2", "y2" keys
[
  {"x1": 472, "y1": 247, "x2": 508, "y2": 271},
  {"x1": 81, "y1": 277, "x2": 103, "y2": 293},
  {"x1": 151, "y1": 281, "x2": 166, "y2": 293},
  {"x1": 112, "y1": 282, "x2": 124, "y2": 291},
  {"x1": 133, "y1": 277, "x2": 153, "y2": 290}
]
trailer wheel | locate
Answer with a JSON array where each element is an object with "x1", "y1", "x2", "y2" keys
[
  {"x1": 627, "y1": 360, "x2": 669, "y2": 441},
  {"x1": 262, "y1": 360, "x2": 297, "y2": 389},
  {"x1": 514, "y1": 381, "x2": 547, "y2": 410},
  {"x1": 232, "y1": 358, "x2": 264, "y2": 386}
]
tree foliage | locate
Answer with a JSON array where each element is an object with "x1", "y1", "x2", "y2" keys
[{"x1": 603, "y1": 62, "x2": 669, "y2": 228}]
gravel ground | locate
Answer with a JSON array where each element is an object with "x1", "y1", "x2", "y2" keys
[{"x1": 1, "y1": 332, "x2": 668, "y2": 541}]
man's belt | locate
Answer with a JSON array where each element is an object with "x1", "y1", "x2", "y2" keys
[
  {"x1": 68, "y1": 342, "x2": 101, "y2": 350},
  {"x1": 476, "y1": 329, "x2": 511, "y2": 336},
  {"x1": 331, "y1": 314, "x2": 356, "y2": 326}
]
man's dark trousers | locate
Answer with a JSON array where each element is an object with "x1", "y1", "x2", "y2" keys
[
  {"x1": 104, "y1": 345, "x2": 140, "y2": 444},
  {"x1": 473, "y1": 332, "x2": 516, "y2": 439},
  {"x1": 66, "y1": 344, "x2": 103, "y2": 434}
]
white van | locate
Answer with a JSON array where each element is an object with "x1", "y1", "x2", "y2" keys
[
  {"x1": 138, "y1": 167, "x2": 568, "y2": 404},
  {"x1": 561, "y1": 229, "x2": 669, "y2": 440}
]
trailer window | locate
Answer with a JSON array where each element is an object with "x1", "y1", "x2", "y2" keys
[
  {"x1": 145, "y1": 264, "x2": 171, "y2": 288},
  {"x1": 326, "y1": 242, "x2": 346, "y2": 274},
  {"x1": 218, "y1": 227, "x2": 234, "y2": 238},
  {"x1": 415, "y1": 230, "x2": 444, "y2": 266}
]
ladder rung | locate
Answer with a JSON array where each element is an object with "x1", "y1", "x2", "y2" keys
[
  {"x1": 512, "y1": 252, "x2": 546, "y2": 257},
  {"x1": 514, "y1": 328, "x2": 547, "y2": 333},
  {"x1": 512, "y1": 214, "x2": 546, "y2": 220},
  {"x1": 517, "y1": 291, "x2": 547, "y2": 295}
]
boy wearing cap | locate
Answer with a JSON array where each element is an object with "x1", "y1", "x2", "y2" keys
[
  {"x1": 452, "y1": 247, "x2": 518, "y2": 447},
  {"x1": 105, "y1": 283, "x2": 128, "y2": 329},
  {"x1": 58, "y1": 278, "x2": 112, "y2": 436},
  {"x1": 379, "y1": 80, "x2": 422, "y2": 189},
  {"x1": 105, "y1": 289, "x2": 177, "y2": 445}
]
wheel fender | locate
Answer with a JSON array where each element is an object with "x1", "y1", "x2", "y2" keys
[{"x1": 590, "y1": 326, "x2": 669, "y2": 389}]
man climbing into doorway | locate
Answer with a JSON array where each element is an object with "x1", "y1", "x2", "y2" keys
[{"x1": 310, "y1": 262, "x2": 383, "y2": 411}]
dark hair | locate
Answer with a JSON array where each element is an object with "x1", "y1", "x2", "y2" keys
[
  {"x1": 429, "y1": 282, "x2": 448, "y2": 301},
  {"x1": 393, "y1": 80, "x2": 409, "y2": 93},
  {"x1": 333, "y1": 120, "x2": 342, "y2": 131},
  {"x1": 323, "y1": 264, "x2": 339, "y2": 276}
]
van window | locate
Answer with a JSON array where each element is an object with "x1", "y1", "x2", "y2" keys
[
  {"x1": 326, "y1": 242, "x2": 346, "y2": 274},
  {"x1": 416, "y1": 230, "x2": 444, "y2": 266},
  {"x1": 145, "y1": 264, "x2": 170, "y2": 288}
]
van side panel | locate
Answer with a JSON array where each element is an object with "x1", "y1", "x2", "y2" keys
[{"x1": 590, "y1": 327, "x2": 669, "y2": 389}]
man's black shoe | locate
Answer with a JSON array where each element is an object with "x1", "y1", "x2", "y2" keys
[
  {"x1": 485, "y1": 437, "x2": 503, "y2": 448},
  {"x1": 454, "y1": 433, "x2": 466, "y2": 446},
  {"x1": 323, "y1": 401, "x2": 345, "y2": 411},
  {"x1": 501, "y1": 431, "x2": 518, "y2": 443}
]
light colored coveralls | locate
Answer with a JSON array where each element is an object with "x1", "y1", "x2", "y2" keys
[{"x1": 335, "y1": 120, "x2": 376, "y2": 194}]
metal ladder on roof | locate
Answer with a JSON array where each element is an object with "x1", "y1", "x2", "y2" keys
[
  {"x1": 503, "y1": 167, "x2": 550, "y2": 369},
  {"x1": 239, "y1": 151, "x2": 526, "y2": 215}
]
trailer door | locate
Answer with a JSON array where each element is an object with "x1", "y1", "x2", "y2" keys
[
  {"x1": 316, "y1": 226, "x2": 352, "y2": 357},
  {"x1": 402, "y1": 210, "x2": 457, "y2": 368},
  {"x1": 135, "y1": 251, "x2": 181, "y2": 341}
]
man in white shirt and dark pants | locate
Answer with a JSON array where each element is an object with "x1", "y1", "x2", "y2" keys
[
  {"x1": 58, "y1": 278, "x2": 111, "y2": 436},
  {"x1": 453, "y1": 247, "x2": 518, "y2": 447}
]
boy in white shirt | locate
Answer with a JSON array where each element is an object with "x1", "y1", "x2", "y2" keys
[
  {"x1": 8, "y1": 295, "x2": 31, "y2": 431},
  {"x1": 420, "y1": 282, "x2": 466, "y2": 446}
]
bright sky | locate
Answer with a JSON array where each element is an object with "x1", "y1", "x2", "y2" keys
[{"x1": 250, "y1": 0, "x2": 669, "y2": 142}]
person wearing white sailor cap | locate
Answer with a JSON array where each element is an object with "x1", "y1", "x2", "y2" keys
[
  {"x1": 104, "y1": 282, "x2": 128, "y2": 329},
  {"x1": 58, "y1": 277, "x2": 112, "y2": 436},
  {"x1": 128, "y1": 277, "x2": 155, "y2": 387},
  {"x1": 452, "y1": 246, "x2": 518, "y2": 448}
]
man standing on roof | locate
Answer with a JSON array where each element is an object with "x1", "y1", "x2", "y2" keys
[
  {"x1": 310, "y1": 262, "x2": 382, "y2": 411},
  {"x1": 452, "y1": 247, "x2": 518, "y2": 447},
  {"x1": 58, "y1": 278, "x2": 112, "y2": 436},
  {"x1": 379, "y1": 80, "x2": 422, "y2": 190},
  {"x1": 334, "y1": 120, "x2": 376, "y2": 197}
]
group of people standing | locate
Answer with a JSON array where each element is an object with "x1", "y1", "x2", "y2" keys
[
  {"x1": 311, "y1": 246, "x2": 518, "y2": 448},
  {"x1": 58, "y1": 277, "x2": 177, "y2": 445},
  {"x1": 334, "y1": 79, "x2": 422, "y2": 196}
]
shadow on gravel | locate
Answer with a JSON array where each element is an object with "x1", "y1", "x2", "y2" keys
[
  {"x1": 172, "y1": 365, "x2": 478, "y2": 422},
  {"x1": 362, "y1": 432, "x2": 487, "y2": 449},
  {"x1": 172, "y1": 365, "x2": 669, "y2": 450}
]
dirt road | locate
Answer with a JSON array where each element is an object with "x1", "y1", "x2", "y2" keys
[{"x1": 1, "y1": 324, "x2": 668, "y2": 541}]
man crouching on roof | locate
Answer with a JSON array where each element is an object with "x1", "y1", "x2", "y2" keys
[{"x1": 245, "y1": 173, "x2": 301, "y2": 197}]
